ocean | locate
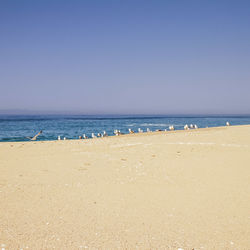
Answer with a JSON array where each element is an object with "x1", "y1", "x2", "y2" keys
[{"x1": 0, "y1": 115, "x2": 250, "y2": 142}]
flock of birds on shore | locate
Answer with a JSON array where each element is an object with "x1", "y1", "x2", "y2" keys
[
  {"x1": 27, "y1": 122, "x2": 231, "y2": 141},
  {"x1": 54, "y1": 122, "x2": 231, "y2": 141}
]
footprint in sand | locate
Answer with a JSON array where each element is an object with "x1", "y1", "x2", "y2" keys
[{"x1": 78, "y1": 167, "x2": 88, "y2": 171}]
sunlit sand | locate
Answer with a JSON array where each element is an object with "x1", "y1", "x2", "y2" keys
[{"x1": 0, "y1": 125, "x2": 250, "y2": 249}]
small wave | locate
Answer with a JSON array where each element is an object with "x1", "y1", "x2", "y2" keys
[
  {"x1": 140, "y1": 123, "x2": 167, "y2": 126},
  {"x1": 139, "y1": 123, "x2": 184, "y2": 127}
]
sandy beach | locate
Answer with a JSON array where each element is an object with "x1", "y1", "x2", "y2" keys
[{"x1": 0, "y1": 125, "x2": 250, "y2": 249}]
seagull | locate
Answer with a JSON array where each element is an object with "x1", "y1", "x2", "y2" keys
[
  {"x1": 26, "y1": 130, "x2": 43, "y2": 141},
  {"x1": 114, "y1": 130, "x2": 123, "y2": 136},
  {"x1": 169, "y1": 126, "x2": 175, "y2": 131},
  {"x1": 128, "y1": 128, "x2": 134, "y2": 134}
]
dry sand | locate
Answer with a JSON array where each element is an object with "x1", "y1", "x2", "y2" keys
[{"x1": 0, "y1": 125, "x2": 250, "y2": 249}]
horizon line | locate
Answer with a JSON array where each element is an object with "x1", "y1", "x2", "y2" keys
[{"x1": 0, "y1": 112, "x2": 250, "y2": 118}]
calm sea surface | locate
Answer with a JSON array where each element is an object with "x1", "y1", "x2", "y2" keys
[{"x1": 0, "y1": 115, "x2": 250, "y2": 142}]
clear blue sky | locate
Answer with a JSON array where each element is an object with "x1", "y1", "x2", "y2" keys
[{"x1": 0, "y1": 0, "x2": 250, "y2": 114}]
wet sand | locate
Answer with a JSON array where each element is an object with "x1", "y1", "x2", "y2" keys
[{"x1": 0, "y1": 125, "x2": 250, "y2": 249}]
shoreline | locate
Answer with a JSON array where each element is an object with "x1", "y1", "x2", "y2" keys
[{"x1": 1, "y1": 124, "x2": 249, "y2": 145}]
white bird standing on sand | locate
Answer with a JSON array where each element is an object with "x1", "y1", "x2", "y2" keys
[
  {"x1": 146, "y1": 128, "x2": 151, "y2": 132},
  {"x1": 97, "y1": 133, "x2": 101, "y2": 137},
  {"x1": 138, "y1": 128, "x2": 143, "y2": 133},
  {"x1": 64, "y1": 137, "x2": 66, "y2": 140},
  {"x1": 184, "y1": 124, "x2": 189, "y2": 130},
  {"x1": 194, "y1": 124, "x2": 198, "y2": 129},
  {"x1": 103, "y1": 131, "x2": 108, "y2": 137},
  {"x1": 58, "y1": 136, "x2": 61, "y2": 140},
  {"x1": 114, "y1": 129, "x2": 122, "y2": 136},
  {"x1": 91, "y1": 133, "x2": 96, "y2": 138},
  {"x1": 190, "y1": 124, "x2": 194, "y2": 129},
  {"x1": 83, "y1": 134, "x2": 88, "y2": 139},
  {"x1": 226, "y1": 122, "x2": 230, "y2": 126},
  {"x1": 169, "y1": 125, "x2": 175, "y2": 131},
  {"x1": 128, "y1": 128, "x2": 134, "y2": 134}
]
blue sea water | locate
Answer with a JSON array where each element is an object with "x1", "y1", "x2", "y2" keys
[{"x1": 0, "y1": 115, "x2": 250, "y2": 142}]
